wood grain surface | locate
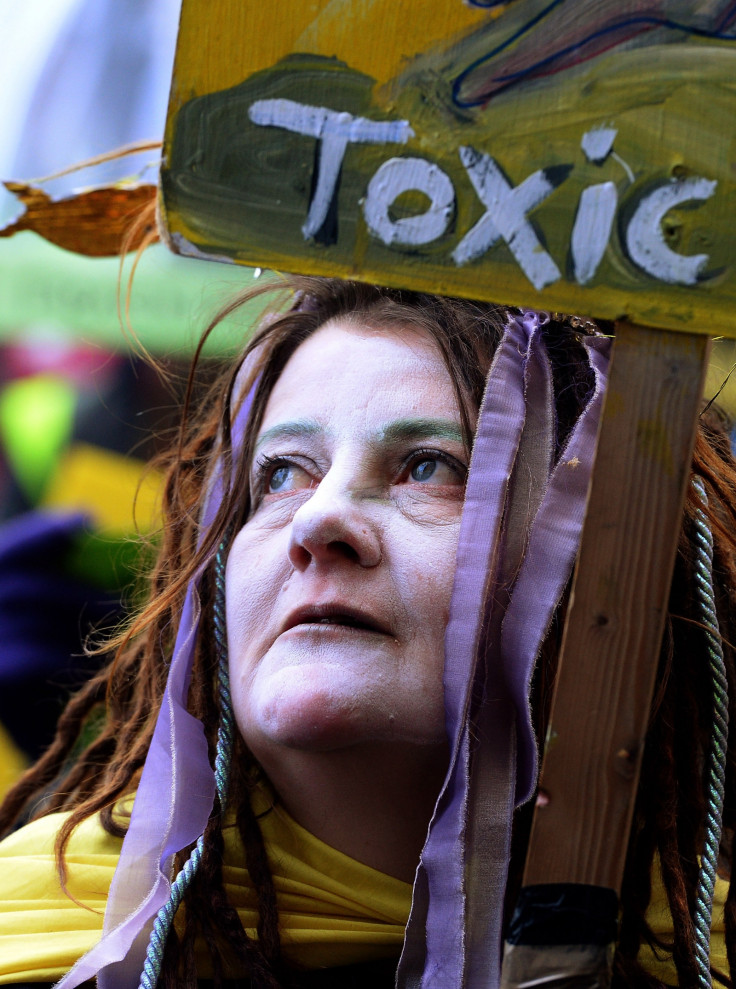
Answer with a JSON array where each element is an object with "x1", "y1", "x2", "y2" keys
[{"x1": 523, "y1": 323, "x2": 710, "y2": 889}]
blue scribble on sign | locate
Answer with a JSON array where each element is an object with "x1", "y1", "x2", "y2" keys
[{"x1": 452, "y1": 0, "x2": 736, "y2": 109}]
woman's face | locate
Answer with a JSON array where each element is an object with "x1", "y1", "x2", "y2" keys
[{"x1": 226, "y1": 318, "x2": 472, "y2": 761}]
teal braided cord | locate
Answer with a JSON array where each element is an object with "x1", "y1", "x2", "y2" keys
[
  {"x1": 138, "y1": 836, "x2": 204, "y2": 989},
  {"x1": 212, "y1": 534, "x2": 235, "y2": 811},
  {"x1": 691, "y1": 477, "x2": 729, "y2": 989},
  {"x1": 138, "y1": 535, "x2": 235, "y2": 989}
]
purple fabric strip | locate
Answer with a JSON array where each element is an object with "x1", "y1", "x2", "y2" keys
[
  {"x1": 54, "y1": 377, "x2": 258, "y2": 989},
  {"x1": 504, "y1": 334, "x2": 610, "y2": 805},
  {"x1": 398, "y1": 312, "x2": 540, "y2": 989},
  {"x1": 461, "y1": 324, "x2": 557, "y2": 988},
  {"x1": 397, "y1": 314, "x2": 611, "y2": 989},
  {"x1": 53, "y1": 572, "x2": 216, "y2": 989}
]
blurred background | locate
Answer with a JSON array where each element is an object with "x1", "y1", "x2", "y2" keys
[
  {"x1": 1, "y1": 0, "x2": 735, "y2": 801},
  {"x1": 0, "y1": 0, "x2": 269, "y2": 797}
]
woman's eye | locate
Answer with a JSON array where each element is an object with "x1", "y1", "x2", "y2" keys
[
  {"x1": 411, "y1": 459, "x2": 439, "y2": 482},
  {"x1": 269, "y1": 463, "x2": 313, "y2": 494},
  {"x1": 269, "y1": 464, "x2": 294, "y2": 492},
  {"x1": 405, "y1": 454, "x2": 465, "y2": 486},
  {"x1": 258, "y1": 458, "x2": 315, "y2": 496}
]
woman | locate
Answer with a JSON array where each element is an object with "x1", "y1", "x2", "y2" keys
[{"x1": 0, "y1": 277, "x2": 734, "y2": 988}]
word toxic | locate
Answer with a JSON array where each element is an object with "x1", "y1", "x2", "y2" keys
[{"x1": 249, "y1": 98, "x2": 716, "y2": 291}]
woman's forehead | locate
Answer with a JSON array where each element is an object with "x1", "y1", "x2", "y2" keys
[{"x1": 259, "y1": 319, "x2": 461, "y2": 434}]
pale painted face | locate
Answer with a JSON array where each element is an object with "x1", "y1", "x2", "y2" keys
[{"x1": 226, "y1": 319, "x2": 471, "y2": 762}]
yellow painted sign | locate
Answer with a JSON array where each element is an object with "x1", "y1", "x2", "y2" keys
[{"x1": 160, "y1": 0, "x2": 736, "y2": 335}]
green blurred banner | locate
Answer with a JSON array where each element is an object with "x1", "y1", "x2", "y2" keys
[{"x1": 0, "y1": 231, "x2": 272, "y2": 355}]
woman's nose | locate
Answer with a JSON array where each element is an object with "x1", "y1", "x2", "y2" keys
[{"x1": 287, "y1": 477, "x2": 382, "y2": 571}]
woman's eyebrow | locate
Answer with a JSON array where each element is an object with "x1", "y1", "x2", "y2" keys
[
  {"x1": 254, "y1": 420, "x2": 322, "y2": 451},
  {"x1": 254, "y1": 417, "x2": 463, "y2": 453},
  {"x1": 379, "y1": 417, "x2": 464, "y2": 445}
]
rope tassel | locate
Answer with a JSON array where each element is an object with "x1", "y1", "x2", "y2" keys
[{"x1": 691, "y1": 476, "x2": 729, "y2": 989}]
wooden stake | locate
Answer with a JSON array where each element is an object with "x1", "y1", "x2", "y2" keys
[{"x1": 523, "y1": 322, "x2": 710, "y2": 891}]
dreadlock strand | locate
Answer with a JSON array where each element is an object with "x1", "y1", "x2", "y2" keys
[
  {"x1": 617, "y1": 617, "x2": 677, "y2": 979},
  {"x1": 0, "y1": 666, "x2": 108, "y2": 833},
  {"x1": 194, "y1": 816, "x2": 230, "y2": 986},
  {"x1": 650, "y1": 657, "x2": 698, "y2": 988},
  {"x1": 237, "y1": 776, "x2": 283, "y2": 969}
]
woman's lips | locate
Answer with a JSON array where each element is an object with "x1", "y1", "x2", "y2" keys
[{"x1": 281, "y1": 604, "x2": 391, "y2": 635}]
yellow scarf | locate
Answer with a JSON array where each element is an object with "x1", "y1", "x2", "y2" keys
[
  {"x1": 0, "y1": 789, "x2": 410, "y2": 983},
  {"x1": 0, "y1": 791, "x2": 728, "y2": 984},
  {"x1": 639, "y1": 862, "x2": 729, "y2": 984}
]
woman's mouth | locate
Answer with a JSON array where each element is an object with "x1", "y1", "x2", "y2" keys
[
  {"x1": 313, "y1": 615, "x2": 366, "y2": 628},
  {"x1": 282, "y1": 606, "x2": 390, "y2": 635}
]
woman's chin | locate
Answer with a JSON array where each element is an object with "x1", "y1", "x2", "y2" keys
[
  {"x1": 239, "y1": 667, "x2": 439, "y2": 753},
  {"x1": 241, "y1": 667, "x2": 373, "y2": 751}
]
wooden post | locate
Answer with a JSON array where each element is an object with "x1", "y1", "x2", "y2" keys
[
  {"x1": 501, "y1": 323, "x2": 711, "y2": 988},
  {"x1": 523, "y1": 323, "x2": 709, "y2": 891}
]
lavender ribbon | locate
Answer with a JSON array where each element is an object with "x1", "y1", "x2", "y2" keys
[
  {"x1": 504, "y1": 333, "x2": 609, "y2": 803},
  {"x1": 54, "y1": 378, "x2": 258, "y2": 989},
  {"x1": 397, "y1": 313, "x2": 610, "y2": 989}
]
